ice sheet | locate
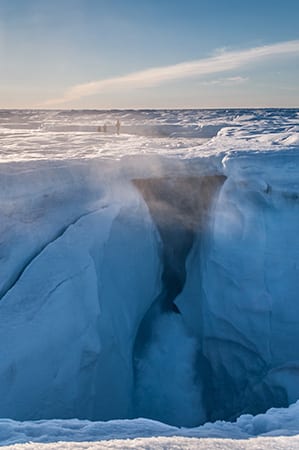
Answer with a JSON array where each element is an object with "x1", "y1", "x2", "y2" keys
[{"x1": 1, "y1": 108, "x2": 299, "y2": 446}]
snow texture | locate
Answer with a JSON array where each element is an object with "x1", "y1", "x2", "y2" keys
[{"x1": 1, "y1": 401, "x2": 299, "y2": 447}]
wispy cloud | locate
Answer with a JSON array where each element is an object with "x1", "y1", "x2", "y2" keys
[
  {"x1": 42, "y1": 40, "x2": 299, "y2": 106},
  {"x1": 200, "y1": 76, "x2": 249, "y2": 86}
]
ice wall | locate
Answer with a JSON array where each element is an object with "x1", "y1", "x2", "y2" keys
[
  {"x1": 0, "y1": 162, "x2": 162, "y2": 420},
  {"x1": 1, "y1": 151, "x2": 299, "y2": 427},
  {"x1": 177, "y1": 150, "x2": 299, "y2": 421}
]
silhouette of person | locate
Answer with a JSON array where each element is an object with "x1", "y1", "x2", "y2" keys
[
  {"x1": 97, "y1": 125, "x2": 102, "y2": 132},
  {"x1": 116, "y1": 119, "x2": 120, "y2": 135},
  {"x1": 103, "y1": 124, "x2": 107, "y2": 133}
]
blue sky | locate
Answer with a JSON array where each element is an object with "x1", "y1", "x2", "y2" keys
[{"x1": 0, "y1": 0, "x2": 299, "y2": 108}]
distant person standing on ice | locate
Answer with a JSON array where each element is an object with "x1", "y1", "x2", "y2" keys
[{"x1": 116, "y1": 119, "x2": 120, "y2": 135}]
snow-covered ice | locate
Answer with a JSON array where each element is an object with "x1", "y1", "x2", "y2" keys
[
  {"x1": 2, "y1": 401, "x2": 299, "y2": 448},
  {"x1": 0, "y1": 108, "x2": 299, "y2": 448},
  {"x1": 0, "y1": 109, "x2": 298, "y2": 161}
]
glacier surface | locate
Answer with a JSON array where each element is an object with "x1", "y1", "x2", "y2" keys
[{"x1": 1, "y1": 108, "x2": 299, "y2": 444}]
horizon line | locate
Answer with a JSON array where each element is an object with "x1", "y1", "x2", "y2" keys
[{"x1": 2, "y1": 106, "x2": 299, "y2": 111}]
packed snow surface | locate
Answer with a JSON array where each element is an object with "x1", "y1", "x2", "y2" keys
[
  {"x1": 1, "y1": 109, "x2": 299, "y2": 447},
  {"x1": 2, "y1": 401, "x2": 299, "y2": 448},
  {"x1": 0, "y1": 108, "x2": 298, "y2": 161}
]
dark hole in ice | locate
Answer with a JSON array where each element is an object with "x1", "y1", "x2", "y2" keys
[
  {"x1": 132, "y1": 175, "x2": 226, "y2": 426},
  {"x1": 131, "y1": 175, "x2": 288, "y2": 427}
]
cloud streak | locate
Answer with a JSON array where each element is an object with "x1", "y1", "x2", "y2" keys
[
  {"x1": 200, "y1": 76, "x2": 249, "y2": 86},
  {"x1": 43, "y1": 40, "x2": 299, "y2": 106}
]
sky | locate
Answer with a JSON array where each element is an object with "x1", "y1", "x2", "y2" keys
[{"x1": 0, "y1": 0, "x2": 299, "y2": 109}]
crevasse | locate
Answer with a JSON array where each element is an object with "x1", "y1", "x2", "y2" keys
[{"x1": 1, "y1": 153, "x2": 299, "y2": 427}]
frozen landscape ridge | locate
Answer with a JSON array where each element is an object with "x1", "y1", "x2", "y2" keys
[{"x1": 1, "y1": 108, "x2": 299, "y2": 448}]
